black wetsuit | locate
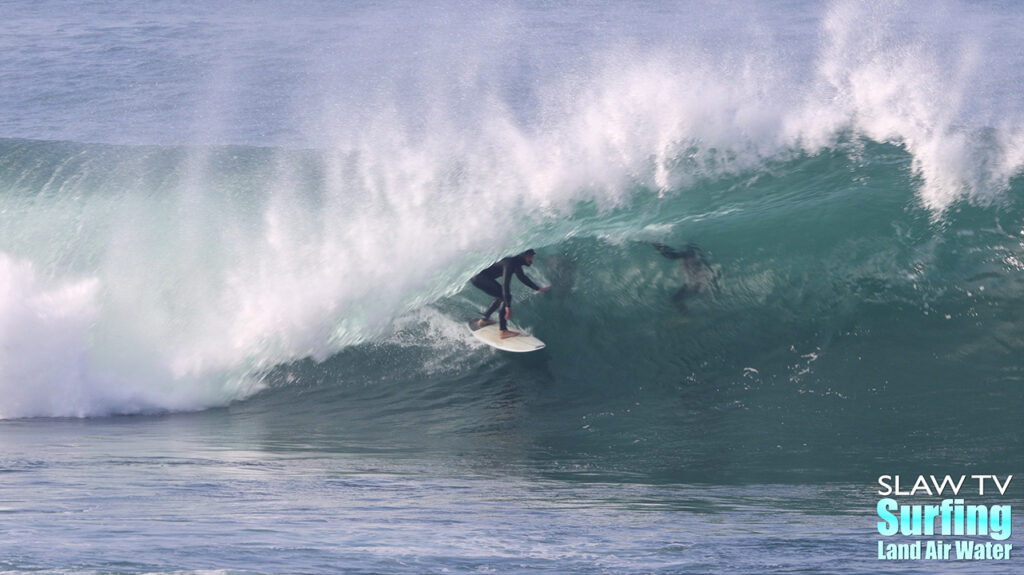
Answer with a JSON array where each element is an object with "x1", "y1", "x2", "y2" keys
[{"x1": 471, "y1": 254, "x2": 541, "y2": 331}]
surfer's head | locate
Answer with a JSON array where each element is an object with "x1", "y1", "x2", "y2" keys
[{"x1": 520, "y1": 249, "x2": 536, "y2": 265}]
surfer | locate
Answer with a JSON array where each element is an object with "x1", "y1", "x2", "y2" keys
[
  {"x1": 653, "y1": 242, "x2": 719, "y2": 313},
  {"x1": 471, "y1": 249, "x2": 550, "y2": 339}
]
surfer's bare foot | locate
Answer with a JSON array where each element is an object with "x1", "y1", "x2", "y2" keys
[
  {"x1": 499, "y1": 330, "x2": 520, "y2": 339},
  {"x1": 477, "y1": 319, "x2": 495, "y2": 327}
]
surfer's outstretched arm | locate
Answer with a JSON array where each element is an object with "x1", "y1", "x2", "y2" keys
[
  {"x1": 515, "y1": 267, "x2": 541, "y2": 291},
  {"x1": 654, "y1": 242, "x2": 706, "y2": 260},
  {"x1": 653, "y1": 242, "x2": 685, "y2": 260}
]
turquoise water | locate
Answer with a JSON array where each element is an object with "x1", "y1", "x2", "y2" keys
[{"x1": 1, "y1": 1, "x2": 1023, "y2": 573}]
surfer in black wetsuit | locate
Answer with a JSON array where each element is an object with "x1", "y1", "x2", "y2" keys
[
  {"x1": 471, "y1": 249, "x2": 550, "y2": 339},
  {"x1": 653, "y1": 242, "x2": 719, "y2": 314}
]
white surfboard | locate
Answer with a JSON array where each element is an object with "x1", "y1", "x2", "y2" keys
[{"x1": 467, "y1": 321, "x2": 545, "y2": 352}]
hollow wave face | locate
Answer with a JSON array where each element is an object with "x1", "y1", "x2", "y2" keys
[{"x1": 0, "y1": 0, "x2": 1022, "y2": 419}]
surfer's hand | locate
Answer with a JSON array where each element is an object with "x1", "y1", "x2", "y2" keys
[
  {"x1": 538, "y1": 286, "x2": 551, "y2": 293},
  {"x1": 505, "y1": 307, "x2": 511, "y2": 320}
]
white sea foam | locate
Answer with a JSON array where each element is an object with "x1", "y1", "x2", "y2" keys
[{"x1": 0, "y1": 254, "x2": 101, "y2": 418}]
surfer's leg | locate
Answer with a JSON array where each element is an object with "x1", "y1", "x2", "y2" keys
[
  {"x1": 480, "y1": 297, "x2": 502, "y2": 326},
  {"x1": 498, "y1": 302, "x2": 508, "y2": 331},
  {"x1": 471, "y1": 276, "x2": 516, "y2": 334},
  {"x1": 472, "y1": 277, "x2": 504, "y2": 324},
  {"x1": 672, "y1": 285, "x2": 693, "y2": 314},
  {"x1": 498, "y1": 306, "x2": 520, "y2": 338}
]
